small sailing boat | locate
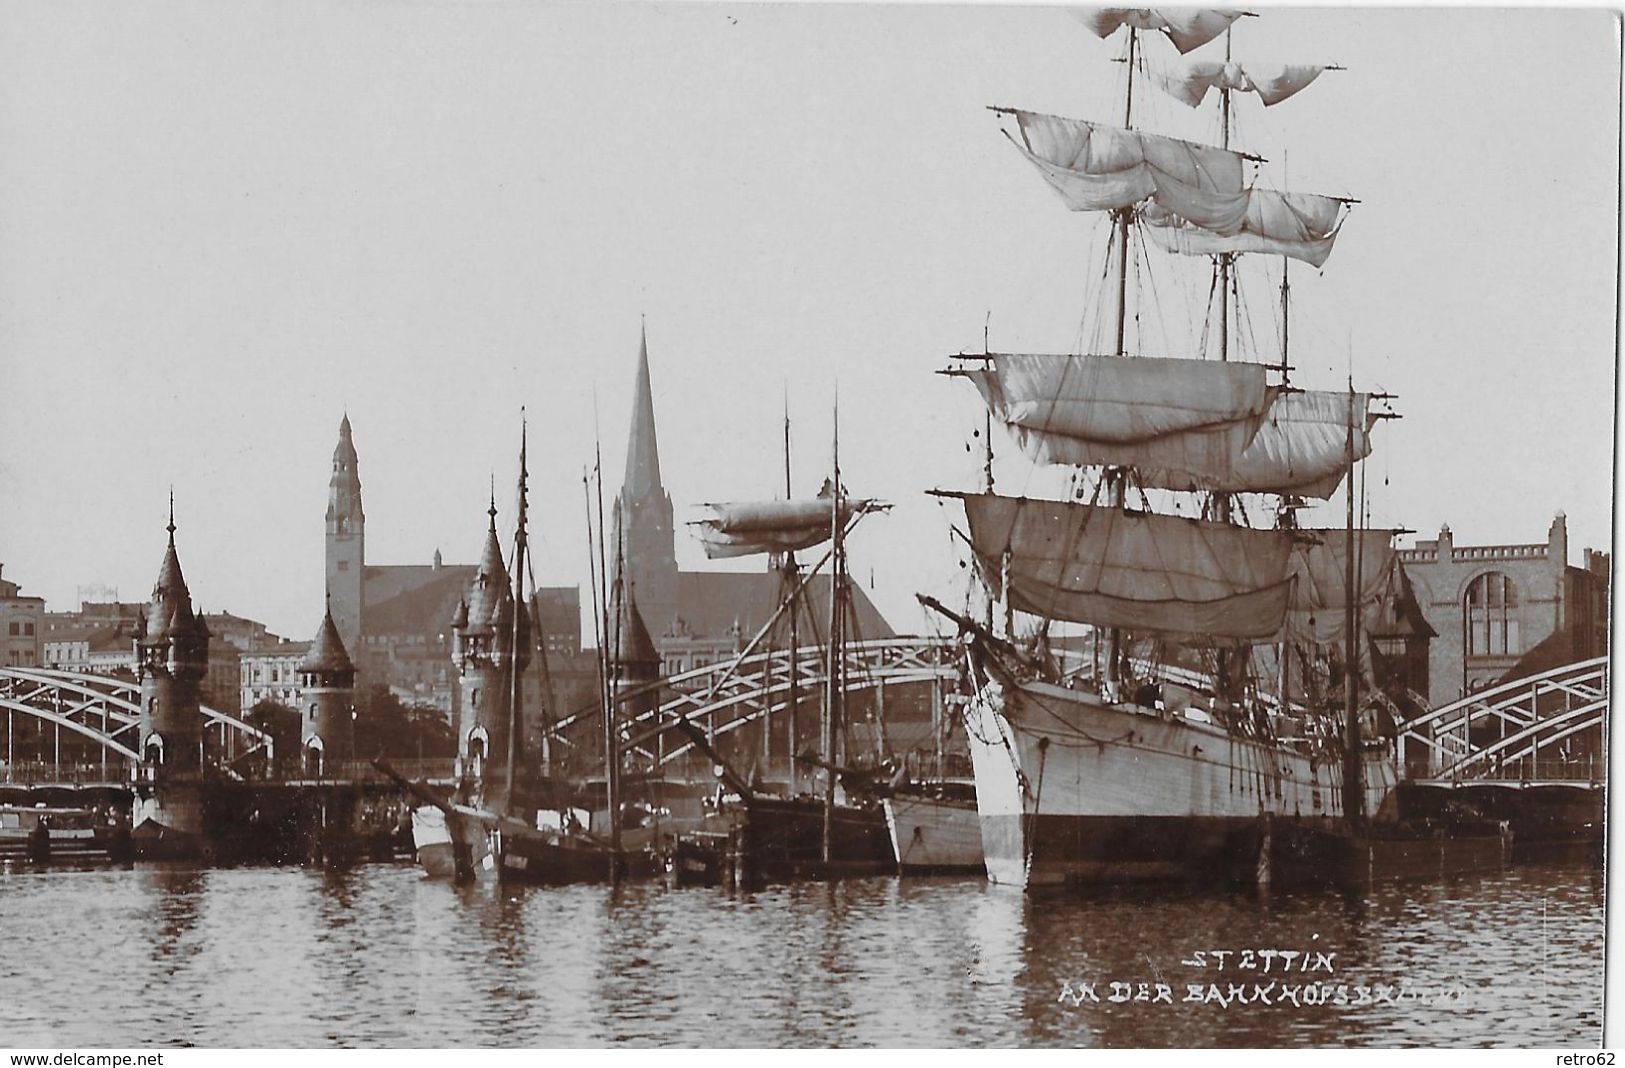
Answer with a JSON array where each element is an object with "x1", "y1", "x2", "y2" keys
[
  {"x1": 671, "y1": 414, "x2": 897, "y2": 883},
  {"x1": 398, "y1": 418, "x2": 660, "y2": 884},
  {"x1": 923, "y1": 8, "x2": 1412, "y2": 889}
]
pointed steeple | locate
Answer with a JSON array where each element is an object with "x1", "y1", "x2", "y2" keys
[
  {"x1": 610, "y1": 324, "x2": 679, "y2": 637},
  {"x1": 622, "y1": 323, "x2": 664, "y2": 503},
  {"x1": 467, "y1": 492, "x2": 510, "y2": 631},
  {"x1": 149, "y1": 494, "x2": 192, "y2": 640},
  {"x1": 327, "y1": 413, "x2": 363, "y2": 530}
]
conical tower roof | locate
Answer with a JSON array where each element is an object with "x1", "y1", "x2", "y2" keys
[
  {"x1": 146, "y1": 497, "x2": 197, "y2": 642},
  {"x1": 612, "y1": 580, "x2": 660, "y2": 674},
  {"x1": 465, "y1": 494, "x2": 511, "y2": 630},
  {"x1": 621, "y1": 325, "x2": 664, "y2": 503},
  {"x1": 301, "y1": 597, "x2": 356, "y2": 674}
]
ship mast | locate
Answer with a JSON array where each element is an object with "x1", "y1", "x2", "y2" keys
[
  {"x1": 822, "y1": 398, "x2": 845, "y2": 867},
  {"x1": 1217, "y1": 27, "x2": 1234, "y2": 368},
  {"x1": 1102, "y1": 25, "x2": 1137, "y2": 697},
  {"x1": 608, "y1": 517, "x2": 627, "y2": 864},
  {"x1": 1341, "y1": 380, "x2": 1365, "y2": 829},
  {"x1": 503, "y1": 412, "x2": 529, "y2": 818},
  {"x1": 782, "y1": 396, "x2": 800, "y2": 797}
]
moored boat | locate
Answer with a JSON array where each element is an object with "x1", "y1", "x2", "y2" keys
[
  {"x1": 0, "y1": 804, "x2": 131, "y2": 862},
  {"x1": 881, "y1": 781, "x2": 983, "y2": 873}
]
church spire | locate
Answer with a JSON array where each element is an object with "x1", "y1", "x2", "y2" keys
[
  {"x1": 623, "y1": 322, "x2": 664, "y2": 503},
  {"x1": 327, "y1": 413, "x2": 363, "y2": 531},
  {"x1": 611, "y1": 323, "x2": 678, "y2": 639}
]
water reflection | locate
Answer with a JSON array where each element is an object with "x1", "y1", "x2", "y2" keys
[{"x1": 0, "y1": 861, "x2": 1603, "y2": 1047}]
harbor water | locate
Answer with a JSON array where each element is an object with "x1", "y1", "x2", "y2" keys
[{"x1": 0, "y1": 861, "x2": 1601, "y2": 1047}]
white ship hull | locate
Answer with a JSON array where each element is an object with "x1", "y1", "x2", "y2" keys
[
  {"x1": 882, "y1": 793, "x2": 984, "y2": 873},
  {"x1": 411, "y1": 805, "x2": 493, "y2": 880},
  {"x1": 964, "y1": 676, "x2": 1398, "y2": 889}
]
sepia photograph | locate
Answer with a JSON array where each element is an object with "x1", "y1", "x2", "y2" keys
[{"x1": 0, "y1": 0, "x2": 1615, "y2": 1050}]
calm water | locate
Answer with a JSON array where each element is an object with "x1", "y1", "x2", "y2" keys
[{"x1": 0, "y1": 860, "x2": 1603, "y2": 1047}]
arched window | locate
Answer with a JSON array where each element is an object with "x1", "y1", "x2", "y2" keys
[
  {"x1": 144, "y1": 734, "x2": 165, "y2": 766},
  {"x1": 1465, "y1": 572, "x2": 1520, "y2": 656}
]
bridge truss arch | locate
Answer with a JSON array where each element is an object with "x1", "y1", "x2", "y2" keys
[
  {"x1": 0, "y1": 666, "x2": 272, "y2": 775},
  {"x1": 550, "y1": 636, "x2": 961, "y2": 767},
  {"x1": 1398, "y1": 656, "x2": 1608, "y2": 782}
]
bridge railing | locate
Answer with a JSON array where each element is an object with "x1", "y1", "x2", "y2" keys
[
  {"x1": 0, "y1": 758, "x2": 461, "y2": 787},
  {"x1": 0, "y1": 761, "x2": 133, "y2": 785}
]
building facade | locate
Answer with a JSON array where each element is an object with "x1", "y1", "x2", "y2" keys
[
  {"x1": 1397, "y1": 514, "x2": 1610, "y2": 708},
  {"x1": 0, "y1": 564, "x2": 45, "y2": 668},
  {"x1": 240, "y1": 639, "x2": 313, "y2": 712}
]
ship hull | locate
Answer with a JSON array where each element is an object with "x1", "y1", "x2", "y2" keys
[
  {"x1": 698, "y1": 795, "x2": 895, "y2": 882},
  {"x1": 882, "y1": 794, "x2": 984, "y2": 873},
  {"x1": 411, "y1": 805, "x2": 489, "y2": 881},
  {"x1": 411, "y1": 804, "x2": 657, "y2": 883},
  {"x1": 964, "y1": 675, "x2": 1398, "y2": 889}
]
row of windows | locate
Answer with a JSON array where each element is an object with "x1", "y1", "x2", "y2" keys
[{"x1": 6, "y1": 621, "x2": 35, "y2": 636}]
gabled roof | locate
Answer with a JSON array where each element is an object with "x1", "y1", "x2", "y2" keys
[{"x1": 652, "y1": 570, "x2": 894, "y2": 644}]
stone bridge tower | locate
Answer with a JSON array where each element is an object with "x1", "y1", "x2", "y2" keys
[
  {"x1": 448, "y1": 497, "x2": 530, "y2": 809},
  {"x1": 131, "y1": 499, "x2": 211, "y2": 849},
  {"x1": 299, "y1": 597, "x2": 357, "y2": 773},
  {"x1": 135, "y1": 501, "x2": 209, "y2": 775}
]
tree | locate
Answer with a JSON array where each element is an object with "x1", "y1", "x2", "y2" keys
[
  {"x1": 244, "y1": 699, "x2": 300, "y2": 764},
  {"x1": 354, "y1": 685, "x2": 455, "y2": 760}
]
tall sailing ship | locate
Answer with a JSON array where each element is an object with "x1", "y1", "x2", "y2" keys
[{"x1": 927, "y1": 8, "x2": 1406, "y2": 889}]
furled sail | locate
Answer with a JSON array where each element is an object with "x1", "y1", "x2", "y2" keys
[
  {"x1": 1150, "y1": 61, "x2": 1330, "y2": 109},
  {"x1": 1080, "y1": 8, "x2": 1251, "y2": 54},
  {"x1": 1281, "y1": 529, "x2": 1398, "y2": 645},
  {"x1": 1139, "y1": 192, "x2": 1347, "y2": 268},
  {"x1": 690, "y1": 496, "x2": 885, "y2": 559},
  {"x1": 1001, "y1": 109, "x2": 1253, "y2": 234},
  {"x1": 966, "y1": 352, "x2": 1276, "y2": 488},
  {"x1": 959, "y1": 492, "x2": 1297, "y2": 638}
]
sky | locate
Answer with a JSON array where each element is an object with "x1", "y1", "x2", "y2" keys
[{"x1": 0, "y1": 2, "x2": 1617, "y2": 643}]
